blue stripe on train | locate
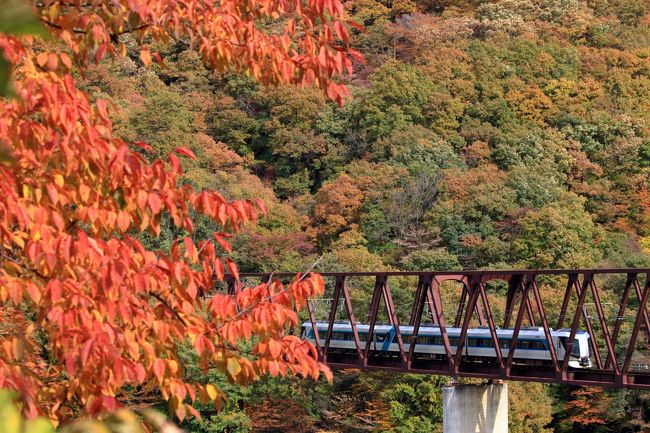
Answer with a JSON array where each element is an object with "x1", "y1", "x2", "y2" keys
[
  {"x1": 382, "y1": 327, "x2": 394, "y2": 351},
  {"x1": 307, "y1": 328, "x2": 550, "y2": 351}
]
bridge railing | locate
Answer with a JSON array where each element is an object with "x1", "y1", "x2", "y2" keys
[{"x1": 230, "y1": 269, "x2": 650, "y2": 389}]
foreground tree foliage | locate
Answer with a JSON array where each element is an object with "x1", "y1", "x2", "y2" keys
[
  {"x1": 0, "y1": 0, "x2": 358, "y2": 424},
  {"x1": 0, "y1": 389, "x2": 182, "y2": 433}
]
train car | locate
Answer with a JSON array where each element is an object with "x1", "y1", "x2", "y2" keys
[{"x1": 300, "y1": 321, "x2": 592, "y2": 368}]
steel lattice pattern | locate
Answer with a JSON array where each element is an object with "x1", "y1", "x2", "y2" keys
[{"x1": 230, "y1": 269, "x2": 650, "y2": 388}]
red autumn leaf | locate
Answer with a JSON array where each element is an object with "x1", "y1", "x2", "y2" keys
[
  {"x1": 213, "y1": 233, "x2": 233, "y2": 253},
  {"x1": 226, "y1": 258, "x2": 239, "y2": 281},
  {"x1": 347, "y1": 20, "x2": 366, "y2": 33},
  {"x1": 152, "y1": 50, "x2": 165, "y2": 67},
  {"x1": 133, "y1": 141, "x2": 154, "y2": 153},
  {"x1": 153, "y1": 359, "x2": 166, "y2": 382},
  {"x1": 254, "y1": 198, "x2": 268, "y2": 216},
  {"x1": 174, "y1": 147, "x2": 197, "y2": 160},
  {"x1": 0, "y1": 0, "x2": 351, "y2": 422}
]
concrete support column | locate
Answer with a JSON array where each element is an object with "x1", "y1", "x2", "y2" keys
[{"x1": 442, "y1": 382, "x2": 508, "y2": 433}]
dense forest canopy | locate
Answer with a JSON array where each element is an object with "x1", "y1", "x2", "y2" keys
[
  {"x1": 72, "y1": 0, "x2": 650, "y2": 431},
  {"x1": 95, "y1": 0, "x2": 650, "y2": 275}
]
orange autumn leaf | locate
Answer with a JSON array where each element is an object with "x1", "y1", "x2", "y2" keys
[{"x1": 0, "y1": 0, "x2": 345, "y2": 423}]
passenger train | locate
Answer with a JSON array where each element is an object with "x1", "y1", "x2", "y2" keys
[{"x1": 301, "y1": 321, "x2": 592, "y2": 368}]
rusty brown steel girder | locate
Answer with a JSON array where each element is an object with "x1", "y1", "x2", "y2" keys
[{"x1": 235, "y1": 269, "x2": 650, "y2": 389}]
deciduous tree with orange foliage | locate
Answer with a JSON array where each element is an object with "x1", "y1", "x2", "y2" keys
[{"x1": 0, "y1": 0, "x2": 358, "y2": 424}]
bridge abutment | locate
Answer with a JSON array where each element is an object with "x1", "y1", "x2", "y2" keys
[{"x1": 442, "y1": 382, "x2": 508, "y2": 433}]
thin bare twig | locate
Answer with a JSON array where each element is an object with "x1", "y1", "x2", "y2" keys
[
  {"x1": 298, "y1": 255, "x2": 323, "y2": 283},
  {"x1": 215, "y1": 256, "x2": 324, "y2": 331},
  {"x1": 0, "y1": 250, "x2": 48, "y2": 281}
]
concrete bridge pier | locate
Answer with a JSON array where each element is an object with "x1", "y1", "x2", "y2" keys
[{"x1": 442, "y1": 381, "x2": 508, "y2": 433}]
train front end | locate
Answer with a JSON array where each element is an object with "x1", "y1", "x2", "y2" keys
[{"x1": 562, "y1": 331, "x2": 592, "y2": 368}]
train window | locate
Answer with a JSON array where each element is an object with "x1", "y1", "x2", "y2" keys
[
  {"x1": 559, "y1": 337, "x2": 581, "y2": 356},
  {"x1": 572, "y1": 340, "x2": 580, "y2": 357},
  {"x1": 472, "y1": 339, "x2": 493, "y2": 348},
  {"x1": 532, "y1": 341, "x2": 546, "y2": 350},
  {"x1": 519, "y1": 341, "x2": 530, "y2": 349},
  {"x1": 434, "y1": 337, "x2": 444, "y2": 345},
  {"x1": 500, "y1": 340, "x2": 511, "y2": 349},
  {"x1": 324, "y1": 332, "x2": 350, "y2": 341}
]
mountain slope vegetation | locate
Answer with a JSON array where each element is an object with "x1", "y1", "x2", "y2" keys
[{"x1": 84, "y1": 0, "x2": 650, "y2": 431}]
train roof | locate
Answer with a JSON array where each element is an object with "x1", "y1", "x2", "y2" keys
[{"x1": 301, "y1": 321, "x2": 589, "y2": 337}]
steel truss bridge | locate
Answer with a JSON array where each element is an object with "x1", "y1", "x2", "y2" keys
[{"x1": 231, "y1": 269, "x2": 650, "y2": 389}]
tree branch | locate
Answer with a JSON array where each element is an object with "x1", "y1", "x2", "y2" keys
[{"x1": 149, "y1": 291, "x2": 189, "y2": 327}]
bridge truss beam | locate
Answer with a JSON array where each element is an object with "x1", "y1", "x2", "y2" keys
[{"x1": 231, "y1": 269, "x2": 650, "y2": 389}]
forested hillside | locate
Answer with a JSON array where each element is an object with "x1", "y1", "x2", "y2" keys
[{"x1": 82, "y1": 0, "x2": 650, "y2": 431}]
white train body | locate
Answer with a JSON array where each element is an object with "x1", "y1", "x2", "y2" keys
[{"x1": 301, "y1": 322, "x2": 592, "y2": 369}]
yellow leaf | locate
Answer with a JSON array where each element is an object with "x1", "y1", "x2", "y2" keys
[
  {"x1": 226, "y1": 357, "x2": 241, "y2": 378},
  {"x1": 167, "y1": 359, "x2": 179, "y2": 375},
  {"x1": 53, "y1": 173, "x2": 64, "y2": 187},
  {"x1": 0, "y1": 398, "x2": 21, "y2": 433},
  {"x1": 205, "y1": 383, "x2": 218, "y2": 401},
  {"x1": 11, "y1": 235, "x2": 24, "y2": 249},
  {"x1": 640, "y1": 236, "x2": 650, "y2": 254}
]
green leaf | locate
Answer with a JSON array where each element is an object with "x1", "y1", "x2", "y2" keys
[
  {"x1": 0, "y1": 145, "x2": 14, "y2": 164},
  {"x1": 0, "y1": 56, "x2": 14, "y2": 97},
  {"x1": 0, "y1": 391, "x2": 20, "y2": 433},
  {"x1": 0, "y1": 1, "x2": 50, "y2": 97},
  {"x1": 0, "y1": 390, "x2": 53, "y2": 433},
  {"x1": 0, "y1": 0, "x2": 49, "y2": 38},
  {"x1": 0, "y1": 400, "x2": 21, "y2": 433},
  {"x1": 24, "y1": 418, "x2": 55, "y2": 433}
]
